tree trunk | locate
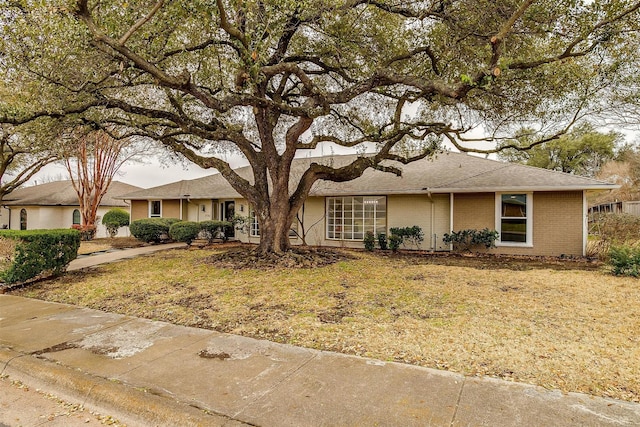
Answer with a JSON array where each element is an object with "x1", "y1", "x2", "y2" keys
[
  {"x1": 258, "y1": 210, "x2": 292, "y2": 255},
  {"x1": 254, "y1": 195, "x2": 298, "y2": 255}
]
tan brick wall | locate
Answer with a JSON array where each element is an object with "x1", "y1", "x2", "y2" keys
[
  {"x1": 130, "y1": 200, "x2": 148, "y2": 221},
  {"x1": 388, "y1": 195, "x2": 430, "y2": 249},
  {"x1": 533, "y1": 191, "x2": 583, "y2": 256},
  {"x1": 453, "y1": 191, "x2": 584, "y2": 257},
  {"x1": 162, "y1": 200, "x2": 181, "y2": 219},
  {"x1": 453, "y1": 193, "x2": 495, "y2": 231}
]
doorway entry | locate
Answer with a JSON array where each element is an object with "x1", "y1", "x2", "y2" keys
[{"x1": 220, "y1": 200, "x2": 235, "y2": 238}]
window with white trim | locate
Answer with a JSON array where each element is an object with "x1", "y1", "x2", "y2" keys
[
  {"x1": 149, "y1": 200, "x2": 162, "y2": 218},
  {"x1": 496, "y1": 193, "x2": 532, "y2": 246},
  {"x1": 326, "y1": 196, "x2": 386, "y2": 240}
]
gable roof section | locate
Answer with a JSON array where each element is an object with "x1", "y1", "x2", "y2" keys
[
  {"x1": 3, "y1": 181, "x2": 142, "y2": 207},
  {"x1": 119, "y1": 152, "x2": 617, "y2": 200}
]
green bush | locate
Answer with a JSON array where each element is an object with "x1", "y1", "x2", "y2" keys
[
  {"x1": 377, "y1": 233, "x2": 388, "y2": 250},
  {"x1": 443, "y1": 228, "x2": 499, "y2": 252},
  {"x1": 609, "y1": 245, "x2": 640, "y2": 277},
  {"x1": 0, "y1": 229, "x2": 80, "y2": 284},
  {"x1": 102, "y1": 208, "x2": 130, "y2": 238},
  {"x1": 199, "y1": 220, "x2": 233, "y2": 242},
  {"x1": 130, "y1": 218, "x2": 179, "y2": 243},
  {"x1": 389, "y1": 226, "x2": 424, "y2": 248},
  {"x1": 169, "y1": 221, "x2": 200, "y2": 244},
  {"x1": 363, "y1": 231, "x2": 375, "y2": 251},
  {"x1": 389, "y1": 234, "x2": 403, "y2": 252}
]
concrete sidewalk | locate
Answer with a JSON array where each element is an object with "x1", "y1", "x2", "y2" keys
[{"x1": 2, "y1": 295, "x2": 640, "y2": 426}]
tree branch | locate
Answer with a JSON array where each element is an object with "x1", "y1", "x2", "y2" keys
[{"x1": 118, "y1": 0, "x2": 165, "y2": 46}]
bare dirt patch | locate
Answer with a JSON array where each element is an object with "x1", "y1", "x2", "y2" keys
[{"x1": 205, "y1": 245, "x2": 356, "y2": 269}]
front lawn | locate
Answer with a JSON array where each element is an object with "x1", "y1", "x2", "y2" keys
[{"x1": 11, "y1": 246, "x2": 640, "y2": 403}]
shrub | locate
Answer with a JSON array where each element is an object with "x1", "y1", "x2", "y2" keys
[
  {"x1": 590, "y1": 213, "x2": 640, "y2": 242},
  {"x1": 377, "y1": 233, "x2": 388, "y2": 250},
  {"x1": 363, "y1": 231, "x2": 375, "y2": 251},
  {"x1": 389, "y1": 226, "x2": 424, "y2": 248},
  {"x1": 102, "y1": 209, "x2": 130, "y2": 238},
  {"x1": 608, "y1": 245, "x2": 640, "y2": 277},
  {"x1": 389, "y1": 234, "x2": 403, "y2": 252},
  {"x1": 72, "y1": 223, "x2": 96, "y2": 241},
  {"x1": 443, "y1": 228, "x2": 499, "y2": 252},
  {"x1": 0, "y1": 229, "x2": 80, "y2": 284},
  {"x1": 199, "y1": 220, "x2": 233, "y2": 242},
  {"x1": 130, "y1": 218, "x2": 179, "y2": 243},
  {"x1": 589, "y1": 214, "x2": 640, "y2": 259},
  {"x1": 169, "y1": 221, "x2": 200, "y2": 244}
]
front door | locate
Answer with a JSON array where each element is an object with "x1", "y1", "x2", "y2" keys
[{"x1": 221, "y1": 201, "x2": 235, "y2": 238}]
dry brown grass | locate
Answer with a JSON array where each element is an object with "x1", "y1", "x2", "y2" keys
[
  {"x1": 11, "y1": 246, "x2": 640, "y2": 403},
  {"x1": 78, "y1": 237, "x2": 145, "y2": 255}
]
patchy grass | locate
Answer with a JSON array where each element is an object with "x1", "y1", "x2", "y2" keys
[{"x1": 11, "y1": 246, "x2": 640, "y2": 403}]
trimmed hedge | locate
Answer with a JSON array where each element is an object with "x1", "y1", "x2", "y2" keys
[
  {"x1": 0, "y1": 229, "x2": 80, "y2": 284},
  {"x1": 129, "y1": 218, "x2": 180, "y2": 243},
  {"x1": 102, "y1": 208, "x2": 130, "y2": 238},
  {"x1": 130, "y1": 218, "x2": 234, "y2": 244},
  {"x1": 169, "y1": 221, "x2": 200, "y2": 243},
  {"x1": 199, "y1": 220, "x2": 233, "y2": 242}
]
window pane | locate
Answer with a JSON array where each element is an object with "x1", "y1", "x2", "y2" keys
[
  {"x1": 501, "y1": 219, "x2": 527, "y2": 242},
  {"x1": 326, "y1": 196, "x2": 386, "y2": 241},
  {"x1": 151, "y1": 201, "x2": 161, "y2": 216},
  {"x1": 502, "y1": 194, "x2": 526, "y2": 217}
]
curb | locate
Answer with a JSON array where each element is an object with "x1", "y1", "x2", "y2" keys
[{"x1": 0, "y1": 348, "x2": 248, "y2": 427}]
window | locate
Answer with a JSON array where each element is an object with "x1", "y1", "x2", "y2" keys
[
  {"x1": 249, "y1": 208, "x2": 299, "y2": 238},
  {"x1": 72, "y1": 209, "x2": 81, "y2": 225},
  {"x1": 149, "y1": 200, "x2": 161, "y2": 217},
  {"x1": 250, "y1": 208, "x2": 260, "y2": 237},
  {"x1": 326, "y1": 196, "x2": 386, "y2": 240},
  {"x1": 496, "y1": 193, "x2": 532, "y2": 246},
  {"x1": 19, "y1": 209, "x2": 27, "y2": 230}
]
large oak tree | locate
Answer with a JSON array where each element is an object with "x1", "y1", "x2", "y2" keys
[{"x1": 2, "y1": 0, "x2": 640, "y2": 253}]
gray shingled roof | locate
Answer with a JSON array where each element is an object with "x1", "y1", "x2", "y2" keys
[
  {"x1": 3, "y1": 181, "x2": 142, "y2": 206},
  {"x1": 119, "y1": 152, "x2": 617, "y2": 200}
]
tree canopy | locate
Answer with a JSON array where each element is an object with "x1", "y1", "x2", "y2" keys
[
  {"x1": 497, "y1": 123, "x2": 623, "y2": 177},
  {"x1": 2, "y1": 0, "x2": 640, "y2": 253}
]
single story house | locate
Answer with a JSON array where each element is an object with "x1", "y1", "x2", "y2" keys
[
  {"x1": 120, "y1": 152, "x2": 617, "y2": 257},
  {"x1": 2, "y1": 180, "x2": 141, "y2": 238}
]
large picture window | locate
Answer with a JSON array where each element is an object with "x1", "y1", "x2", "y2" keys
[
  {"x1": 496, "y1": 193, "x2": 532, "y2": 246},
  {"x1": 327, "y1": 196, "x2": 386, "y2": 240}
]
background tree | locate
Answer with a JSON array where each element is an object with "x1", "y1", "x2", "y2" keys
[
  {"x1": 62, "y1": 128, "x2": 142, "y2": 240},
  {"x1": 591, "y1": 143, "x2": 640, "y2": 203},
  {"x1": 498, "y1": 124, "x2": 623, "y2": 177},
  {"x1": 2, "y1": 0, "x2": 640, "y2": 254}
]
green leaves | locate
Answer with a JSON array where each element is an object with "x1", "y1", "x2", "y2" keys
[
  {"x1": 0, "y1": 229, "x2": 81, "y2": 284},
  {"x1": 498, "y1": 123, "x2": 622, "y2": 177}
]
